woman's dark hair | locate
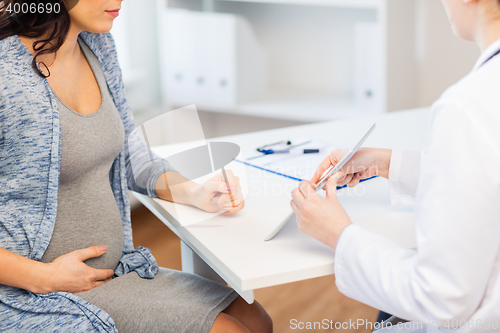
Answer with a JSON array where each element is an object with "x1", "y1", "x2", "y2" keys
[{"x1": 0, "y1": 0, "x2": 72, "y2": 78}]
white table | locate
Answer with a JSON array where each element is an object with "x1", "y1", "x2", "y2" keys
[{"x1": 133, "y1": 107, "x2": 430, "y2": 304}]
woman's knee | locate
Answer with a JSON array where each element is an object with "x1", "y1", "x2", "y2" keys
[
  {"x1": 223, "y1": 297, "x2": 273, "y2": 333},
  {"x1": 210, "y1": 313, "x2": 250, "y2": 333},
  {"x1": 251, "y1": 301, "x2": 273, "y2": 333}
]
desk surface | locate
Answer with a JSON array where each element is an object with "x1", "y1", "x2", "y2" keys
[{"x1": 134, "y1": 107, "x2": 430, "y2": 296}]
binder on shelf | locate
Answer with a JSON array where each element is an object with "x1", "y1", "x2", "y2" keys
[
  {"x1": 353, "y1": 22, "x2": 383, "y2": 113},
  {"x1": 165, "y1": 10, "x2": 196, "y2": 103},
  {"x1": 164, "y1": 9, "x2": 268, "y2": 107},
  {"x1": 206, "y1": 14, "x2": 237, "y2": 105}
]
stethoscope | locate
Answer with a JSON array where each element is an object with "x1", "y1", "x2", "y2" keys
[{"x1": 480, "y1": 46, "x2": 500, "y2": 68}]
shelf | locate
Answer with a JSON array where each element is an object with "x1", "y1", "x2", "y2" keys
[
  {"x1": 162, "y1": 0, "x2": 419, "y2": 118},
  {"x1": 170, "y1": 90, "x2": 373, "y2": 122},
  {"x1": 216, "y1": 0, "x2": 381, "y2": 10}
]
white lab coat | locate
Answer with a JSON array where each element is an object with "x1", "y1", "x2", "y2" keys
[{"x1": 334, "y1": 39, "x2": 500, "y2": 333}]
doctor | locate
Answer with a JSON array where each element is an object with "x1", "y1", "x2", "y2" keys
[{"x1": 291, "y1": 0, "x2": 500, "y2": 331}]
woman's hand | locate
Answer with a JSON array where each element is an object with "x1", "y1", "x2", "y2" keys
[
  {"x1": 45, "y1": 245, "x2": 114, "y2": 294},
  {"x1": 311, "y1": 148, "x2": 392, "y2": 189},
  {"x1": 291, "y1": 174, "x2": 352, "y2": 249},
  {"x1": 155, "y1": 170, "x2": 245, "y2": 214},
  {"x1": 192, "y1": 169, "x2": 245, "y2": 214}
]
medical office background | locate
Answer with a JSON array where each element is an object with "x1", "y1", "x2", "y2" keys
[{"x1": 114, "y1": 0, "x2": 479, "y2": 331}]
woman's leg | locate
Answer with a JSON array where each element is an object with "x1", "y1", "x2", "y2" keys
[
  {"x1": 76, "y1": 269, "x2": 245, "y2": 333},
  {"x1": 210, "y1": 296, "x2": 272, "y2": 333},
  {"x1": 209, "y1": 313, "x2": 250, "y2": 333}
]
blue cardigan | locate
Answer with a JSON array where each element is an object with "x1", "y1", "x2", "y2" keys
[{"x1": 0, "y1": 32, "x2": 171, "y2": 332}]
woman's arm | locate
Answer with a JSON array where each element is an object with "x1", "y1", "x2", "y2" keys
[
  {"x1": 0, "y1": 246, "x2": 114, "y2": 294},
  {"x1": 154, "y1": 170, "x2": 245, "y2": 214},
  {"x1": 0, "y1": 247, "x2": 52, "y2": 294},
  {"x1": 154, "y1": 171, "x2": 197, "y2": 206}
]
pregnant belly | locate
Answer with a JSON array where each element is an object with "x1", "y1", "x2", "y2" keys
[{"x1": 42, "y1": 185, "x2": 124, "y2": 270}]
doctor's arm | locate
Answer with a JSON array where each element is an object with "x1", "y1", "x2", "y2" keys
[{"x1": 293, "y1": 104, "x2": 500, "y2": 324}]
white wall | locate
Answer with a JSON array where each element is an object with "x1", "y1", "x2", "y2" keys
[
  {"x1": 115, "y1": 0, "x2": 482, "y2": 116},
  {"x1": 111, "y1": 0, "x2": 163, "y2": 114},
  {"x1": 415, "y1": 0, "x2": 480, "y2": 107}
]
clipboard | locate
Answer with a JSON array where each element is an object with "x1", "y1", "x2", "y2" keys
[
  {"x1": 239, "y1": 131, "x2": 377, "y2": 241},
  {"x1": 237, "y1": 138, "x2": 377, "y2": 191}
]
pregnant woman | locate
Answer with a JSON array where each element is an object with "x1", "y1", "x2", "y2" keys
[{"x1": 0, "y1": 0, "x2": 272, "y2": 332}]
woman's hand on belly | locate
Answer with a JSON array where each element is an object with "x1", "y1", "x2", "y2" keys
[{"x1": 45, "y1": 245, "x2": 114, "y2": 293}]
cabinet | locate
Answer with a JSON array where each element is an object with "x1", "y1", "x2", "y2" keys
[{"x1": 157, "y1": 0, "x2": 417, "y2": 122}]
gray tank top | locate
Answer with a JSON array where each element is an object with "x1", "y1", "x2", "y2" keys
[{"x1": 42, "y1": 39, "x2": 125, "y2": 270}]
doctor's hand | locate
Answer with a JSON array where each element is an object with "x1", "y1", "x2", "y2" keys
[
  {"x1": 311, "y1": 148, "x2": 392, "y2": 190},
  {"x1": 192, "y1": 169, "x2": 245, "y2": 214},
  {"x1": 291, "y1": 173, "x2": 352, "y2": 249}
]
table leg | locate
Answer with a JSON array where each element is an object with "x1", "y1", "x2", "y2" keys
[
  {"x1": 180, "y1": 241, "x2": 255, "y2": 304},
  {"x1": 181, "y1": 240, "x2": 226, "y2": 285}
]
